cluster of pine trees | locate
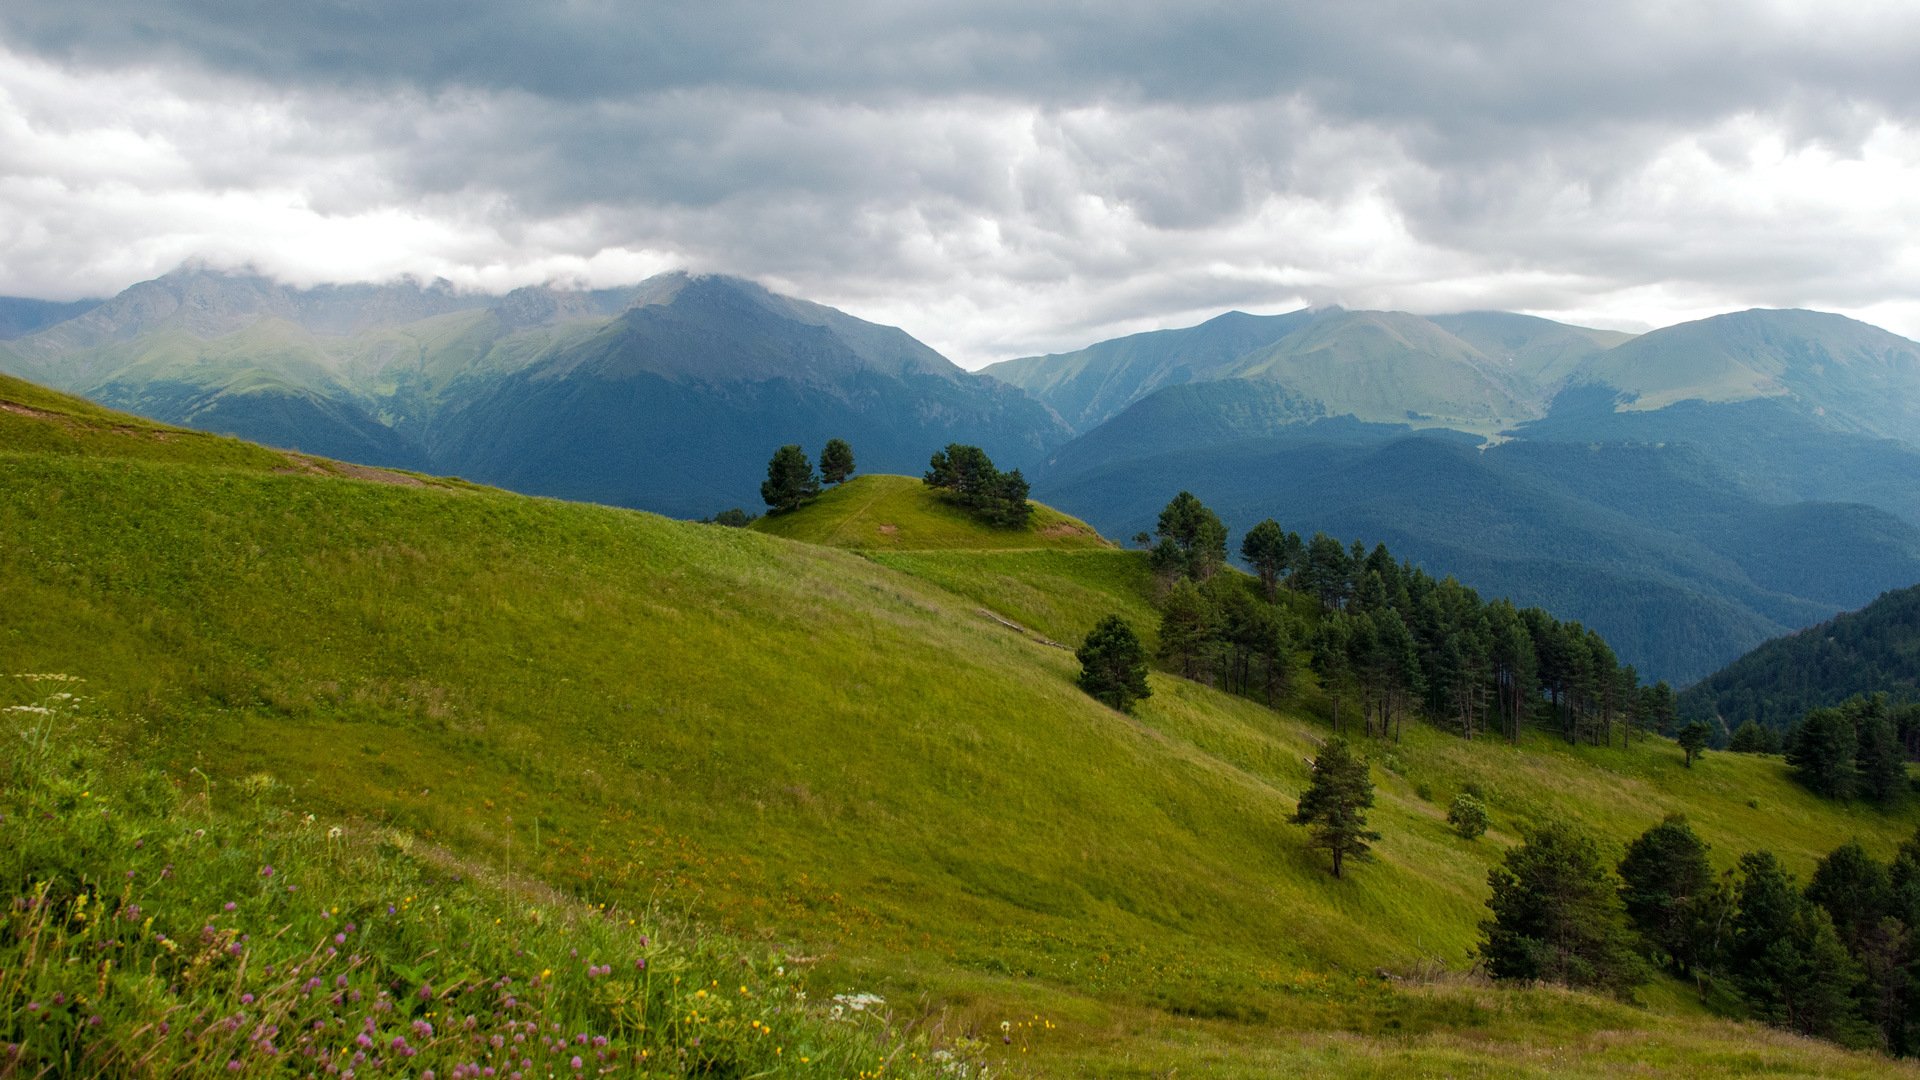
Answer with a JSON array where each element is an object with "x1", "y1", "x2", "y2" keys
[
  {"x1": 1760, "y1": 695, "x2": 1920, "y2": 805},
  {"x1": 1491, "y1": 813, "x2": 1920, "y2": 1054},
  {"x1": 1141, "y1": 491, "x2": 1661, "y2": 745},
  {"x1": 923, "y1": 444, "x2": 1032, "y2": 528},
  {"x1": 760, "y1": 438, "x2": 856, "y2": 512}
]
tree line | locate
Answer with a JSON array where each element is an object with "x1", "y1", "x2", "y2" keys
[
  {"x1": 1133, "y1": 491, "x2": 1665, "y2": 748},
  {"x1": 1720, "y1": 694, "x2": 1920, "y2": 807},
  {"x1": 1485, "y1": 812, "x2": 1920, "y2": 1054}
]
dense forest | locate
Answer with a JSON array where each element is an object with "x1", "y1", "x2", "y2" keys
[
  {"x1": 1138, "y1": 492, "x2": 1678, "y2": 747},
  {"x1": 1681, "y1": 583, "x2": 1920, "y2": 731}
]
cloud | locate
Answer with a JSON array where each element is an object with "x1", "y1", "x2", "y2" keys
[{"x1": 3, "y1": 1, "x2": 1920, "y2": 364}]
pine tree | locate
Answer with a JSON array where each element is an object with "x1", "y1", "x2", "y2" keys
[
  {"x1": 1617, "y1": 815, "x2": 1716, "y2": 975},
  {"x1": 1787, "y1": 707, "x2": 1858, "y2": 799},
  {"x1": 760, "y1": 444, "x2": 820, "y2": 512},
  {"x1": 1156, "y1": 579, "x2": 1219, "y2": 681},
  {"x1": 1855, "y1": 706, "x2": 1908, "y2": 807},
  {"x1": 1076, "y1": 615, "x2": 1152, "y2": 712},
  {"x1": 1479, "y1": 819, "x2": 1646, "y2": 992},
  {"x1": 1239, "y1": 519, "x2": 1291, "y2": 601},
  {"x1": 1156, "y1": 492, "x2": 1229, "y2": 579},
  {"x1": 1805, "y1": 840, "x2": 1891, "y2": 955},
  {"x1": 1677, "y1": 721, "x2": 1711, "y2": 767},
  {"x1": 818, "y1": 438, "x2": 855, "y2": 484},
  {"x1": 1291, "y1": 737, "x2": 1380, "y2": 878}
]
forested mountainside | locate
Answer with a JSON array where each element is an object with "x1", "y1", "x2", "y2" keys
[
  {"x1": 1680, "y1": 584, "x2": 1920, "y2": 731},
  {"x1": 0, "y1": 267, "x2": 1070, "y2": 518},
  {"x1": 1025, "y1": 307, "x2": 1920, "y2": 685},
  {"x1": 7, "y1": 369, "x2": 1920, "y2": 1077},
  {"x1": 1037, "y1": 429, "x2": 1920, "y2": 685}
]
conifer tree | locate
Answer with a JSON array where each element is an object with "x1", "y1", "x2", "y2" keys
[
  {"x1": 1854, "y1": 706, "x2": 1908, "y2": 807},
  {"x1": 1677, "y1": 721, "x2": 1711, "y2": 767},
  {"x1": 1156, "y1": 491, "x2": 1229, "y2": 579},
  {"x1": 1618, "y1": 815, "x2": 1717, "y2": 975},
  {"x1": 1788, "y1": 707, "x2": 1859, "y2": 799},
  {"x1": 1480, "y1": 819, "x2": 1646, "y2": 992},
  {"x1": 1157, "y1": 579, "x2": 1219, "y2": 680},
  {"x1": 1076, "y1": 615, "x2": 1152, "y2": 712},
  {"x1": 760, "y1": 444, "x2": 821, "y2": 512},
  {"x1": 1239, "y1": 519, "x2": 1292, "y2": 601},
  {"x1": 818, "y1": 438, "x2": 855, "y2": 484},
  {"x1": 1291, "y1": 737, "x2": 1379, "y2": 878}
]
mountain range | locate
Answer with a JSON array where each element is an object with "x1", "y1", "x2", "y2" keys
[
  {"x1": 0, "y1": 267, "x2": 1069, "y2": 518},
  {"x1": 996, "y1": 305, "x2": 1920, "y2": 685},
  {"x1": 9, "y1": 265, "x2": 1920, "y2": 684}
]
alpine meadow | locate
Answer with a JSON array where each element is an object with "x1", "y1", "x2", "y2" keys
[
  {"x1": 9, "y1": 351, "x2": 1920, "y2": 1078},
  {"x1": 11, "y1": 6, "x2": 1920, "y2": 1075}
]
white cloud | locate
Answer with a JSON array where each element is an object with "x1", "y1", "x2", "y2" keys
[{"x1": 3, "y1": 1, "x2": 1920, "y2": 366}]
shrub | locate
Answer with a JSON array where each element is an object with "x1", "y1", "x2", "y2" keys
[{"x1": 1447, "y1": 794, "x2": 1490, "y2": 840}]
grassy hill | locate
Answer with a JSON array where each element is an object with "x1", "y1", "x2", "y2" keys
[
  {"x1": 5, "y1": 374, "x2": 1920, "y2": 1076},
  {"x1": 750, "y1": 473, "x2": 1111, "y2": 551}
]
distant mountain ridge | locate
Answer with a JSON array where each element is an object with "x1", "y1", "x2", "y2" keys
[
  {"x1": 0, "y1": 267, "x2": 1071, "y2": 516},
  {"x1": 1016, "y1": 304, "x2": 1920, "y2": 685}
]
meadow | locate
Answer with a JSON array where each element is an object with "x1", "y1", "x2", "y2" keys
[{"x1": 4, "y1": 375, "x2": 1920, "y2": 1077}]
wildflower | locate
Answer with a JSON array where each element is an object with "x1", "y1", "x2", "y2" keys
[
  {"x1": 227, "y1": 1061, "x2": 243, "y2": 1071},
  {"x1": 260, "y1": 865, "x2": 275, "y2": 877},
  {"x1": 225, "y1": 902, "x2": 237, "y2": 911},
  {"x1": 570, "y1": 1057, "x2": 582, "y2": 1071},
  {"x1": 419, "y1": 983, "x2": 434, "y2": 1000},
  {"x1": 242, "y1": 994, "x2": 255, "y2": 1005}
]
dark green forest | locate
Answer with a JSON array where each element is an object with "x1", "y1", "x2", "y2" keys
[{"x1": 1681, "y1": 584, "x2": 1920, "y2": 731}]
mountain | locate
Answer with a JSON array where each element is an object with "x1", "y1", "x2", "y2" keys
[
  {"x1": 1679, "y1": 584, "x2": 1920, "y2": 731},
  {"x1": 979, "y1": 308, "x2": 1312, "y2": 433},
  {"x1": 0, "y1": 295, "x2": 104, "y2": 339},
  {"x1": 0, "y1": 267, "x2": 1071, "y2": 517},
  {"x1": 8, "y1": 368, "x2": 1920, "y2": 1078},
  {"x1": 1567, "y1": 308, "x2": 1920, "y2": 440},
  {"x1": 1022, "y1": 306, "x2": 1920, "y2": 684}
]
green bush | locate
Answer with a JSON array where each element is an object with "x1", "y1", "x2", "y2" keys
[{"x1": 1446, "y1": 794, "x2": 1490, "y2": 840}]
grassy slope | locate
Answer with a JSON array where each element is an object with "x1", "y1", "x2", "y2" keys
[
  {"x1": 750, "y1": 473, "x2": 1111, "y2": 551},
  {"x1": 4, "y1": 385, "x2": 1919, "y2": 1076}
]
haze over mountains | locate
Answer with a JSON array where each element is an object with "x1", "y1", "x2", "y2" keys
[{"x1": 8, "y1": 264, "x2": 1920, "y2": 684}]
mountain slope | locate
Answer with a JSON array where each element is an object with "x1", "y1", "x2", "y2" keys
[
  {"x1": 1569, "y1": 308, "x2": 1920, "y2": 440},
  {"x1": 426, "y1": 273, "x2": 1072, "y2": 517},
  {"x1": 1679, "y1": 584, "x2": 1920, "y2": 730},
  {"x1": 1037, "y1": 431, "x2": 1920, "y2": 683},
  {"x1": 979, "y1": 308, "x2": 1312, "y2": 433},
  {"x1": 5, "y1": 379, "x2": 1920, "y2": 1078},
  {"x1": 1425, "y1": 310, "x2": 1637, "y2": 385},
  {"x1": 1220, "y1": 309, "x2": 1545, "y2": 432},
  {"x1": 0, "y1": 295, "x2": 104, "y2": 339}
]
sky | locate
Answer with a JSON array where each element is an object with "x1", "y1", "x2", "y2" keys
[{"x1": 3, "y1": 1, "x2": 1920, "y2": 367}]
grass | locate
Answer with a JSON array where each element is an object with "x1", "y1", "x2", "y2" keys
[
  {"x1": 750, "y1": 475, "x2": 1111, "y2": 551},
  {"x1": 5, "y1": 381, "x2": 1920, "y2": 1076}
]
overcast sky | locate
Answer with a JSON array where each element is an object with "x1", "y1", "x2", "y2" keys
[{"x1": 4, "y1": 1, "x2": 1920, "y2": 365}]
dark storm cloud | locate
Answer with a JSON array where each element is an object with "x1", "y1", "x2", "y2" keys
[{"x1": 4, "y1": 1, "x2": 1920, "y2": 361}]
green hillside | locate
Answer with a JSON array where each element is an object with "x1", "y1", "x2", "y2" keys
[
  {"x1": 750, "y1": 473, "x2": 1111, "y2": 550},
  {"x1": 5, "y1": 380, "x2": 1920, "y2": 1076}
]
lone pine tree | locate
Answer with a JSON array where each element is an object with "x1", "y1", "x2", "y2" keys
[
  {"x1": 760, "y1": 444, "x2": 821, "y2": 512},
  {"x1": 818, "y1": 438, "x2": 855, "y2": 485},
  {"x1": 1076, "y1": 615, "x2": 1152, "y2": 712},
  {"x1": 1291, "y1": 737, "x2": 1379, "y2": 878}
]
